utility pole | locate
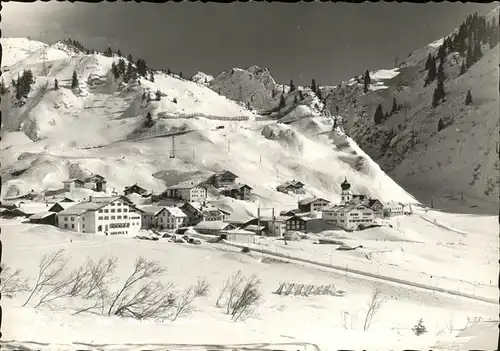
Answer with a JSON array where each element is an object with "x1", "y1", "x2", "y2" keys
[
  {"x1": 271, "y1": 207, "x2": 276, "y2": 237},
  {"x1": 257, "y1": 206, "x2": 261, "y2": 237},
  {"x1": 41, "y1": 47, "x2": 48, "y2": 76},
  {"x1": 192, "y1": 148, "x2": 196, "y2": 162},
  {"x1": 170, "y1": 135, "x2": 176, "y2": 158}
]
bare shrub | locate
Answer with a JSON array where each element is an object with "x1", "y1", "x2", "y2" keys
[
  {"x1": 363, "y1": 289, "x2": 386, "y2": 331},
  {"x1": 73, "y1": 257, "x2": 118, "y2": 315},
  {"x1": 0, "y1": 264, "x2": 30, "y2": 298},
  {"x1": 106, "y1": 256, "x2": 177, "y2": 320},
  {"x1": 463, "y1": 316, "x2": 482, "y2": 330},
  {"x1": 23, "y1": 249, "x2": 68, "y2": 307},
  {"x1": 193, "y1": 277, "x2": 210, "y2": 297},
  {"x1": 216, "y1": 270, "x2": 262, "y2": 322},
  {"x1": 171, "y1": 286, "x2": 195, "y2": 321}
]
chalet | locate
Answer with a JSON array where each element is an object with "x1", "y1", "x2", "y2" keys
[
  {"x1": 276, "y1": 180, "x2": 306, "y2": 194},
  {"x1": 258, "y1": 216, "x2": 290, "y2": 237},
  {"x1": 223, "y1": 214, "x2": 256, "y2": 228},
  {"x1": 386, "y1": 201, "x2": 405, "y2": 216},
  {"x1": 56, "y1": 196, "x2": 141, "y2": 235},
  {"x1": 280, "y1": 208, "x2": 302, "y2": 217},
  {"x1": 322, "y1": 204, "x2": 375, "y2": 231},
  {"x1": 29, "y1": 212, "x2": 57, "y2": 226},
  {"x1": 220, "y1": 229, "x2": 255, "y2": 244},
  {"x1": 0, "y1": 208, "x2": 28, "y2": 218},
  {"x1": 350, "y1": 196, "x2": 384, "y2": 218},
  {"x1": 3, "y1": 190, "x2": 38, "y2": 202},
  {"x1": 205, "y1": 170, "x2": 238, "y2": 188},
  {"x1": 284, "y1": 214, "x2": 310, "y2": 232},
  {"x1": 48, "y1": 202, "x2": 75, "y2": 213},
  {"x1": 193, "y1": 221, "x2": 235, "y2": 235},
  {"x1": 62, "y1": 179, "x2": 85, "y2": 192},
  {"x1": 83, "y1": 174, "x2": 107, "y2": 192},
  {"x1": 163, "y1": 180, "x2": 207, "y2": 202},
  {"x1": 219, "y1": 183, "x2": 252, "y2": 201},
  {"x1": 244, "y1": 224, "x2": 266, "y2": 235},
  {"x1": 298, "y1": 197, "x2": 331, "y2": 213},
  {"x1": 136, "y1": 205, "x2": 187, "y2": 230},
  {"x1": 123, "y1": 184, "x2": 148, "y2": 196},
  {"x1": 180, "y1": 201, "x2": 225, "y2": 226},
  {"x1": 17, "y1": 202, "x2": 52, "y2": 216}
]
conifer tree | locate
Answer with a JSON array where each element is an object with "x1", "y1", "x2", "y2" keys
[
  {"x1": 150, "y1": 72, "x2": 155, "y2": 82},
  {"x1": 437, "y1": 44, "x2": 446, "y2": 63},
  {"x1": 391, "y1": 97, "x2": 398, "y2": 114},
  {"x1": 412, "y1": 319, "x2": 427, "y2": 336},
  {"x1": 460, "y1": 62, "x2": 466, "y2": 75},
  {"x1": 167, "y1": 68, "x2": 172, "y2": 75},
  {"x1": 438, "y1": 118, "x2": 445, "y2": 132},
  {"x1": 179, "y1": 72, "x2": 184, "y2": 79},
  {"x1": 155, "y1": 89, "x2": 162, "y2": 101},
  {"x1": 466, "y1": 45, "x2": 473, "y2": 68},
  {"x1": 363, "y1": 69, "x2": 371, "y2": 94},
  {"x1": 436, "y1": 80, "x2": 445, "y2": 102},
  {"x1": 290, "y1": 79, "x2": 295, "y2": 92},
  {"x1": 311, "y1": 78, "x2": 317, "y2": 93},
  {"x1": 473, "y1": 41, "x2": 482, "y2": 62},
  {"x1": 279, "y1": 94, "x2": 285, "y2": 109},
  {"x1": 317, "y1": 87, "x2": 323, "y2": 101},
  {"x1": 432, "y1": 88, "x2": 439, "y2": 108},
  {"x1": 117, "y1": 49, "x2": 122, "y2": 57},
  {"x1": 111, "y1": 62, "x2": 120, "y2": 79},
  {"x1": 374, "y1": 104, "x2": 384, "y2": 124},
  {"x1": 426, "y1": 56, "x2": 437, "y2": 84},
  {"x1": 54, "y1": 78, "x2": 59, "y2": 90},
  {"x1": 0, "y1": 79, "x2": 7, "y2": 95},
  {"x1": 128, "y1": 54, "x2": 133, "y2": 62},
  {"x1": 298, "y1": 90, "x2": 304, "y2": 100},
  {"x1": 71, "y1": 70, "x2": 79, "y2": 89},
  {"x1": 425, "y1": 53, "x2": 433, "y2": 70},
  {"x1": 465, "y1": 89, "x2": 472, "y2": 105},
  {"x1": 117, "y1": 58, "x2": 126, "y2": 76},
  {"x1": 145, "y1": 112, "x2": 154, "y2": 127},
  {"x1": 437, "y1": 60, "x2": 446, "y2": 82},
  {"x1": 105, "y1": 47, "x2": 113, "y2": 57},
  {"x1": 294, "y1": 95, "x2": 298, "y2": 104}
]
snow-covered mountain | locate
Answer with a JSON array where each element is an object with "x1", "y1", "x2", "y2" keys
[
  {"x1": 326, "y1": 8, "x2": 500, "y2": 215},
  {"x1": 0, "y1": 37, "x2": 416, "y2": 215},
  {"x1": 207, "y1": 8, "x2": 500, "y2": 215}
]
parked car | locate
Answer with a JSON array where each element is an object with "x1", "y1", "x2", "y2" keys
[{"x1": 188, "y1": 238, "x2": 201, "y2": 245}]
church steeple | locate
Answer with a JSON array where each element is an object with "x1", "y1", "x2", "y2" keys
[{"x1": 340, "y1": 177, "x2": 352, "y2": 204}]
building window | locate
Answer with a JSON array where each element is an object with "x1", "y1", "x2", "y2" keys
[
  {"x1": 71, "y1": 217, "x2": 75, "y2": 221},
  {"x1": 65, "y1": 217, "x2": 68, "y2": 221},
  {"x1": 117, "y1": 216, "x2": 122, "y2": 219},
  {"x1": 111, "y1": 209, "x2": 115, "y2": 213},
  {"x1": 104, "y1": 216, "x2": 109, "y2": 220},
  {"x1": 117, "y1": 209, "x2": 122, "y2": 213},
  {"x1": 64, "y1": 224, "x2": 68, "y2": 228},
  {"x1": 71, "y1": 224, "x2": 75, "y2": 229},
  {"x1": 111, "y1": 216, "x2": 116, "y2": 220},
  {"x1": 104, "y1": 209, "x2": 109, "y2": 213},
  {"x1": 98, "y1": 216, "x2": 103, "y2": 220},
  {"x1": 82, "y1": 224, "x2": 85, "y2": 228}
]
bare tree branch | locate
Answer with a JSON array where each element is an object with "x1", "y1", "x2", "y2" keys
[
  {"x1": 171, "y1": 286, "x2": 195, "y2": 321},
  {"x1": 0, "y1": 264, "x2": 30, "y2": 298},
  {"x1": 23, "y1": 249, "x2": 67, "y2": 307},
  {"x1": 193, "y1": 277, "x2": 210, "y2": 297},
  {"x1": 363, "y1": 289, "x2": 385, "y2": 331}
]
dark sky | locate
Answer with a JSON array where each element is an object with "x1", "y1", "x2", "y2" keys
[{"x1": 2, "y1": 2, "x2": 497, "y2": 86}]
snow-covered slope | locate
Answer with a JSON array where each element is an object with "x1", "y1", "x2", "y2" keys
[
  {"x1": 190, "y1": 71, "x2": 214, "y2": 85},
  {"x1": 0, "y1": 37, "x2": 416, "y2": 213},
  {"x1": 322, "y1": 8, "x2": 500, "y2": 215}
]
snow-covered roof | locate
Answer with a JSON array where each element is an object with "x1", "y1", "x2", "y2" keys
[
  {"x1": 167, "y1": 180, "x2": 204, "y2": 190},
  {"x1": 57, "y1": 197, "x2": 123, "y2": 216},
  {"x1": 48, "y1": 202, "x2": 74, "y2": 210},
  {"x1": 223, "y1": 229, "x2": 254, "y2": 235},
  {"x1": 136, "y1": 205, "x2": 166, "y2": 216},
  {"x1": 18, "y1": 202, "x2": 51, "y2": 214},
  {"x1": 245, "y1": 225, "x2": 265, "y2": 231},
  {"x1": 62, "y1": 178, "x2": 84, "y2": 184},
  {"x1": 220, "y1": 183, "x2": 253, "y2": 191},
  {"x1": 322, "y1": 204, "x2": 373, "y2": 213},
  {"x1": 165, "y1": 206, "x2": 187, "y2": 218},
  {"x1": 29, "y1": 211, "x2": 56, "y2": 220},
  {"x1": 298, "y1": 197, "x2": 330, "y2": 206},
  {"x1": 194, "y1": 221, "x2": 231, "y2": 231}
]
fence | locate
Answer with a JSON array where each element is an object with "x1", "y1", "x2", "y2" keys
[
  {"x1": 158, "y1": 112, "x2": 250, "y2": 121},
  {"x1": 255, "y1": 116, "x2": 280, "y2": 121},
  {"x1": 220, "y1": 240, "x2": 498, "y2": 305},
  {"x1": 275, "y1": 282, "x2": 346, "y2": 297}
]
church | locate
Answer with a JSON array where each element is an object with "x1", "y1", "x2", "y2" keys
[{"x1": 321, "y1": 178, "x2": 379, "y2": 231}]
